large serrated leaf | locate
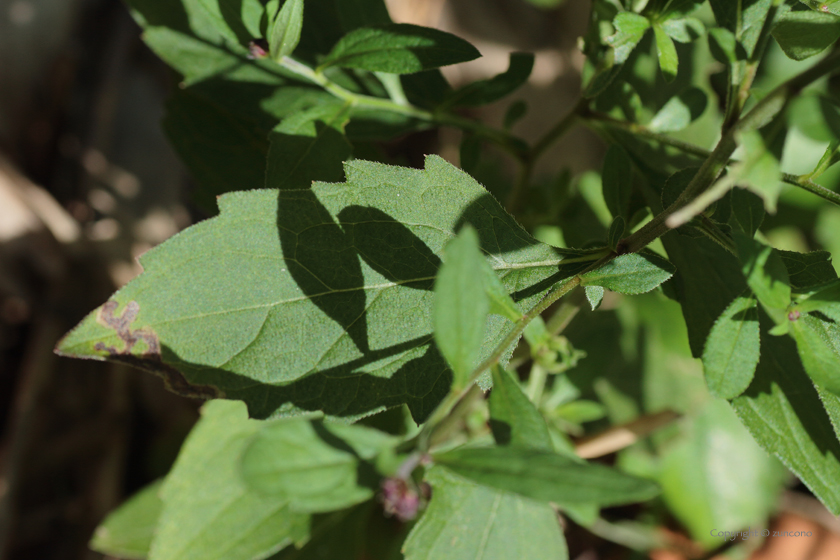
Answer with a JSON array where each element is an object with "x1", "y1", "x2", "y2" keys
[
  {"x1": 702, "y1": 293, "x2": 760, "y2": 399},
  {"x1": 731, "y1": 315, "x2": 840, "y2": 515},
  {"x1": 57, "y1": 156, "x2": 588, "y2": 422},
  {"x1": 580, "y1": 252, "x2": 676, "y2": 295},
  {"x1": 402, "y1": 466, "x2": 568, "y2": 560}
]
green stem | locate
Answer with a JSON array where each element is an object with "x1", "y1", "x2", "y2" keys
[
  {"x1": 526, "y1": 363, "x2": 548, "y2": 403},
  {"x1": 619, "y1": 48, "x2": 840, "y2": 254},
  {"x1": 785, "y1": 173, "x2": 840, "y2": 207},
  {"x1": 279, "y1": 56, "x2": 529, "y2": 160}
]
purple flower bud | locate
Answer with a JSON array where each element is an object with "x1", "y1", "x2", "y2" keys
[
  {"x1": 247, "y1": 39, "x2": 269, "y2": 60},
  {"x1": 380, "y1": 477, "x2": 421, "y2": 522},
  {"x1": 788, "y1": 309, "x2": 801, "y2": 322}
]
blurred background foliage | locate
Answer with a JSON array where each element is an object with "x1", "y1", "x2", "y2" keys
[{"x1": 2, "y1": 0, "x2": 840, "y2": 559}]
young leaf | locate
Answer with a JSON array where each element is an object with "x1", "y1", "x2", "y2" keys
[
  {"x1": 653, "y1": 24, "x2": 679, "y2": 82},
  {"x1": 585, "y1": 286, "x2": 605, "y2": 311},
  {"x1": 733, "y1": 131, "x2": 784, "y2": 215},
  {"x1": 434, "y1": 226, "x2": 492, "y2": 390},
  {"x1": 240, "y1": 418, "x2": 396, "y2": 512},
  {"x1": 648, "y1": 87, "x2": 708, "y2": 133},
  {"x1": 580, "y1": 253, "x2": 676, "y2": 295},
  {"x1": 608, "y1": 215, "x2": 625, "y2": 250},
  {"x1": 731, "y1": 316, "x2": 840, "y2": 514},
  {"x1": 269, "y1": 0, "x2": 305, "y2": 61},
  {"x1": 731, "y1": 187, "x2": 765, "y2": 237},
  {"x1": 809, "y1": 139, "x2": 840, "y2": 179},
  {"x1": 790, "y1": 313, "x2": 840, "y2": 395},
  {"x1": 708, "y1": 0, "x2": 774, "y2": 57},
  {"x1": 265, "y1": 103, "x2": 353, "y2": 190},
  {"x1": 149, "y1": 401, "x2": 309, "y2": 560},
  {"x1": 57, "y1": 156, "x2": 582, "y2": 422},
  {"x1": 489, "y1": 365, "x2": 553, "y2": 450},
  {"x1": 440, "y1": 52, "x2": 534, "y2": 108},
  {"x1": 90, "y1": 480, "x2": 163, "y2": 559},
  {"x1": 601, "y1": 145, "x2": 633, "y2": 222},
  {"x1": 707, "y1": 26, "x2": 742, "y2": 64},
  {"x1": 433, "y1": 447, "x2": 660, "y2": 507},
  {"x1": 503, "y1": 100, "x2": 528, "y2": 129},
  {"x1": 733, "y1": 232, "x2": 792, "y2": 311},
  {"x1": 402, "y1": 467, "x2": 568, "y2": 560},
  {"x1": 606, "y1": 13, "x2": 651, "y2": 64},
  {"x1": 772, "y1": 10, "x2": 840, "y2": 61},
  {"x1": 798, "y1": 280, "x2": 840, "y2": 320},
  {"x1": 702, "y1": 293, "x2": 760, "y2": 399},
  {"x1": 320, "y1": 24, "x2": 481, "y2": 74}
]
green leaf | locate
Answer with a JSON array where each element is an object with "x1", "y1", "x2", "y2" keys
[
  {"x1": 702, "y1": 293, "x2": 760, "y2": 399},
  {"x1": 240, "y1": 418, "x2": 395, "y2": 512},
  {"x1": 601, "y1": 145, "x2": 633, "y2": 222},
  {"x1": 707, "y1": 26, "x2": 742, "y2": 64},
  {"x1": 734, "y1": 232, "x2": 792, "y2": 311},
  {"x1": 433, "y1": 447, "x2": 660, "y2": 507},
  {"x1": 585, "y1": 286, "x2": 605, "y2": 311},
  {"x1": 504, "y1": 100, "x2": 528, "y2": 129},
  {"x1": 731, "y1": 315, "x2": 840, "y2": 515},
  {"x1": 662, "y1": 235, "x2": 747, "y2": 357},
  {"x1": 434, "y1": 226, "x2": 492, "y2": 390},
  {"x1": 149, "y1": 401, "x2": 309, "y2": 560},
  {"x1": 790, "y1": 313, "x2": 840, "y2": 395},
  {"x1": 801, "y1": 1, "x2": 840, "y2": 17},
  {"x1": 659, "y1": 400, "x2": 786, "y2": 548},
  {"x1": 779, "y1": 250, "x2": 838, "y2": 292},
  {"x1": 608, "y1": 216, "x2": 625, "y2": 251},
  {"x1": 773, "y1": 10, "x2": 840, "y2": 61},
  {"x1": 731, "y1": 187, "x2": 765, "y2": 237},
  {"x1": 90, "y1": 480, "x2": 163, "y2": 559},
  {"x1": 402, "y1": 466, "x2": 568, "y2": 560},
  {"x1": 320, "y1": 24, "x2": 481, "y2": 74},
  {"x1": 440, "y1": 52, "x2": 534, "y2": 108},
  {"x1": 606, "y1": 13, "x2": 651, "y2": 64},
  {"x1": 57, "y1": 156, "x2": 585, "y2": 422},
  {"x1": 798, "y1": 280, "x2": 840, "y2": 320},
  {"x1": 269, "y1": 0, "x2": 305, "y2": 60},
  {"x1": 810, "y1": 139, "x2": 840, "y2": 178},
  {"x1": 489, "y1": 365, "x2": 553, "y2": 450},
  {"x1": 661, "y1": 17, "x2": 705, "y2": 43},
  {"x1": 731, "y1": 131, "x2": 784, "y2": 215},
  {"x1": 653, "y1": 24, "x2": 679, "y2": 82},
  {"x1": 648, "y1": 87, "x2": 708, "y2": 133},
  {"x1": 265, "y1": 103, "x2": 353, "y2": 190},
  {"x1": 581, "y1": 253, "x2": 676, "y2": 295},
  {"x1": 708, "y1": 0, "x2": 774, "y2": 57}
]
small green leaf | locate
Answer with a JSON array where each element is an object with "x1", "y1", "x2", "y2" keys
[
  {"x1": 585, "y1": 286, "x2": 605, "y2": 311},
  {"x1": 798, "y1": 280, "x2": 840, "y2": 321},
  {"x1": 149, "y1": 401, "x2": 309, "y2": 560},
  {"x1": 608, "y1": 216, "x2": 625, "y2": 250},
  {"x1": 441, "y1": 52, "x2": 534, "y2": 108},
  {"x1": 581, "y1": 253, "x2": 676, "y2": 295},
  {"x1": 702, "y1": 293, "x2": 760, "y2": 399},
  {"x1": 809, "y1": 139, "x2": 840, "y2": 178},
  {"x1": 607, "y1": 12, "x2": 651, "y2": 64},
  {"x1": 648, "y1": 87, "x2": 708, "y2": 133},
  {"x1": 433, "y1": 447, "x2": 660, "y2": 507},
  {"x1": 731, "y1": 187, "x2": 765, "y2": 237},
  {"x1": 489, "y1": 365, "x2": 553, "y2": 450},
  {"x1": 269, "y1": 0, "x2": 304, "y2": 60},
  {"x1": 320, "y1": 24, "x2": 481, "y2": 74},
  {"x1": 734, "y1": 232, "x2": 792, "y2": 311},
  {"x1": 240, "y1": 418, "x2": 396, "y2": 513},
  {"x1": 790, "y1": 313, "x2": 840, "y2": 395},
  {"x1": 707, "y1": 26, "x2": 741, "y2": 64},
  {"x1": 402, "y1": 467, "x2": 568, "y2": 560},
  {"x1": 654, "y1": 24, "x2": 679, "y2": 82},
  {"x1": 434, "y1": 226, "x2": 492, "y2": 390},
  {"x1": 709, "y1": 0, "x2": 773, "y2": 57},
  {"x1": 601, "y1": 145, "x2": 633, "y2": 222},
  {"x1": 773, "y1": 10, "x2": 840, "y2": 61},
  {"x1": 803, "y1": 0, "x2": 840, "y2": 17},
  {"x1": 503, "y1": 100, "x2": 528, "y2": 129},
  {"x1": 90, "y1": 480, "x2": 163, "y2": 559},
  {"x1": 661, "y1": 17, "x2": 705, "y2": 43},
  {"x1": 265, "y1": 103, "x2": 353, "y2": 190}
]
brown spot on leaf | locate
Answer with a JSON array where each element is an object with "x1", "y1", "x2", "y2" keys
[{"x1": 95, "y1": 300, "x2": 221, "y2": 400}]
